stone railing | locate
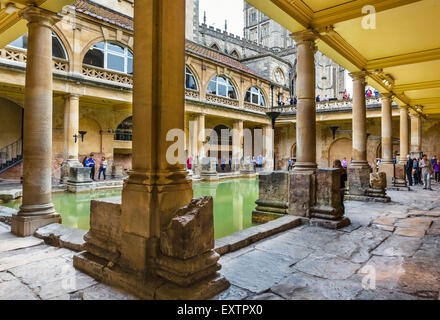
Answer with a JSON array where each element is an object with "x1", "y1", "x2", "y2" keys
[
  {"x1": 272, "y1": 97, "x2": 387, "y2": 114},
  {"x1": 0, "y1": 46, "x2": 70, "y2": 72},
  {"x1": 0, "y1": 47, "x2": 27, "y2": 63},
  {"x1": 185, "y1": 88, "x2": 200, "y2": 99},
  {"x1": 82, "y1": 65, "x2": 133, "y2": 85},
  {"x1": 244, "y1": 102, "x2": 269, "y2": 114},
  {"x1": 205, "y1": 93, "x2": 239, "y2": 107}
]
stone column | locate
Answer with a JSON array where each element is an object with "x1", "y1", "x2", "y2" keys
[
  {"x1": 196, "y1": 113, "x2": 206, "y2": 158},
  {"x1": 349, "y1": 72, "x2": 369, "y2": 168},
  {"x1": 378, "y1": 93, "x2": 395, "y2": 185},
  {"x1": 346, "y1": 72, "x2": 389, "y2": 201},
  {"x1": 74, "y1": 0, "x2": 229, "y2": 299},
  {"x1": 381, "y1": 93, "x2": 394, "y2": 164},
  {"x1": 188, "y1": 115, "x2": 198, "y2": 159},
  {"x1": 61, "y1": 94, "x2": 83, "y2": 183},
  {"x1": 263, "y1": 124, "x2": 274, "y2": 171},
  {"x1": 291, "y1": 30, "x2": 317, "y2": 172},
  {"x1": 410, "y1": 113, "x2": 422, "y2": 158},
  {"x1": 11, "y1": 7, "x2": 61, "y2": 236},
  {"x1": 232, "y1": 120, "x2": 243, "y2": 172},
  {"x1": 394, "y1": 105, "x2": 409, "y2": 188},
  {"x1": 399, "y1": 106, "x2": 410, "y2": 164}
]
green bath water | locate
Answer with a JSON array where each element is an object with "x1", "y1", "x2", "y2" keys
[{"x1": 2, "y1": 178, "x2": 259, "y2": 239}]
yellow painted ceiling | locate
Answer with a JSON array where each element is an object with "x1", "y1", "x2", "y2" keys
[{"x1": 249, "y1": 0, "x2": 440, "y2": 115}]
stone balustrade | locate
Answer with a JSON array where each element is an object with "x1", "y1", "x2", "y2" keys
[{"x1": 82, "y1": 65, "x2": 133, "y2": 85}]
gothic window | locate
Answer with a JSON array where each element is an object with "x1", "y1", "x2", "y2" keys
[
  {"x1": 274, "y1": 68, "x2": 285, "y2": 85},
  {"x1": 245, "y1": 87, "x2": 266, "y2": 106},
  {"x1": 210, "y1": 43, "x2": 220, "y2": 51},
  {"x1": 185, "y1": 66, "x2": 198, "y2": 91},
  {"x1": 249, "y1": 27, "x2": 258, "y2": 42},
  {"x1": 230, "y1": 50, "x2": 240, "y2": 59},
  {"x1": 207, "y1": 75, "x2": 237, "y2": 99},
  {"x1": 83, "y1": 41, "x2": 133, "y2": 74},
  {"x1": 8, "y1": 33, "x2": 67, "y2": 60}
]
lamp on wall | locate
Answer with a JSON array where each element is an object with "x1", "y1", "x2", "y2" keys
[{"x1": 78, "y1": 131, "x2": 87, "y2": 142}]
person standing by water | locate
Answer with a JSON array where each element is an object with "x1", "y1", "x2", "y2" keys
[
  {"x1": 86, "y1": 153, "x2": 96, "y2": 181},
  {"x1": 433, "y1": 159, "x2": 440, "y2": 183},
  {"x1": 186, "y1": 156, "x2": 192, "y2": 170},
  {"x1": 419, "y1": 154, "x2": 433, "y2": 190},
  {"x1": 98, "y1": 156, "x2": 107, "y2": 181},
  {"x1": 341, "y1": 157, "x2": 348, "y2": 169},
  {"x1": 220, "y1": 156, "x2": 226, "y2": 172},
  {"x1": 333, "y1": 159, "x2": 347, "y2": 214},
  {"x1": 406, "y1": 154, "x2": 413, "y2": 186}
]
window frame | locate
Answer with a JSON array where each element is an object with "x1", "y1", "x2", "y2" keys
[
  {"x1": 207, "y1": 75, "x2": 238, "y2": 100},
  {"x1": 185, "y1": 66, "x2": 198, "y2": 91},
  {"x1": 7, "y1": 32, "x2": 68, "y2": 60},
  {"x1": 245, "y1": 87, "x2": 266, "y2": 107},
  {"x1": 84, "y1": 41, "x2": 133, "y2": 75}
]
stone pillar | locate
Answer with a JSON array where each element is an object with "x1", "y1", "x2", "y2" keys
[
  {"x1": 61, "y1": 94, "x2": 82, "y2": 183},
  {"x1": 74, "y1": 0, "x2": 228, "y2": 299},
  {"x1": 410, "y1": 113, "x2": 422, "y2": 159},
  {"x1": 291, "y1": 30, "x2": 317, "y2": 172},
  {"x1": 232, "y1": 120, "x2": 243, "y2": 172},
  {"x1": 347, "y1": 72, "x2": 371, "y2": 197},
  {"x1": 11, "y1": 7, "x2": 61, "y2": 237},
  {"x1": 188, "y1": 115, "x2": 198, "y2": 159},
  {"x1": 393, "y1": 105, "x2": 409, "y2": 188},
  {"x1": 379, "y1": 93, "x2": 395, "y2": 185},
  {"x1": 381, "y1": 94, "x2": 394, "y2": 164},
  {"x1": 263, "y1": 124, "x2": 274, "y2": 171},
  {"x1": 399, "y1": 106, "x2": 410, "y2": 164},
  {"x1": 196, "y1": 113, "x2": 206, "y2": 159}
]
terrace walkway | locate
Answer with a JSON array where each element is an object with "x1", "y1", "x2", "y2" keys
[{"x1": 0, "y1": 184, "x2": 439, "y2": 300}]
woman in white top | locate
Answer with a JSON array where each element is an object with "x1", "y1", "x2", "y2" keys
[{"x1": 98, "y1": 157, "x2": 108, "y2": 181}]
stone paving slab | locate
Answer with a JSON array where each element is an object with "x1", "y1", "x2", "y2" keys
[
  {"x1": 219, "y1": 249, "x2": 294, "y2": 294},
  {"x1": 0, "y1": 236, "x2": 44, "y2": 253},
  {"x1": 35, "y1": 223, "x2": 86, "y2": 252},
  {"x1": 371, "y1": 235, "x2": 422, "y2": 257}
]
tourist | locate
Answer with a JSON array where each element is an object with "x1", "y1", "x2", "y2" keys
[
  {"x1": 343, "y1": 90, "x2": 348, "y2": 100},
  {"x1": 419, "y1": 154, "x2": 433, "y2": 190},
  {"x1": 293, "y1": 97, "x2": 297, "y2": 105},
  {"x1": 187, "y1": 156, "x2": 192, "y2": 170},
  {"x1": 228, "y1": 157, "x2": 232, "y2": 171},
  {"x1": 87, "y1": 153, "x2": 96, "y2": 181},
  {"x1": 434, "y1": 159, "x2": 440, "y2": 183},
  {"x1": 316, "y1": 95, "x2": 320, "y2": 102},
  {"x1": 341, "y1": 157, "x2": 348, "y2": 169},
  {"x1": 98, "y1": 157, "x2": 107, "y2": 181},
  {"x1": 406, "y1": 154, "x2": 413, "y2": 186},
  {"x1": 431, "y1": 155, "x2": 437, "y2": 167},
  {"x1": 324, "y1": 95, "x2": 329, "y2": 102},
  {"x1": 412, "y1": 158, "x2": 419, "y2": 185},
  {"x1": 221, "y1": 156, "x2": 226, "y2": 172},
  {"x1": 333, "y1": 159, "x2": 347, "y2": 214},
  {"x1": 374, "y1": 90, "x2": 380, "y2": 97},
  {"x1": 82, "y1": 155, "x2": 88, "y2": 167}
]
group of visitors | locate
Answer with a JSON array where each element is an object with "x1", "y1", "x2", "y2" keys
[
  {"x1": 406, "y1": 154, "x2": 439, "y2": 190},
  {"x1": 365, "y1": 89, "x2": 380, "y2": 98},
  {"x1": 82, "y1": 153, "x2": 108, "y2": 181}
]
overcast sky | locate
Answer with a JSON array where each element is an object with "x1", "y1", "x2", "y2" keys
[{"x1": 199, "y1": 0, "x2": 244, "y2": 36}]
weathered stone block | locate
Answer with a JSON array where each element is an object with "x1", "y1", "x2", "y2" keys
[
  {"x1": 201, "y1": 157, "x2": 218, "y2": 180},
  {"x1": 288, "y1": 171, "x2": 315, "y2": 217},
  {"x1": 347, "y1": 166, "x2": 371, "y2": 196},
  {"x1": 160, "y1": 197, "x2": 214, "y2": 260},
  {"x1": 68, "y1": 167, "x2": 92, "y2": 184},
  {"x1": 314, "y1": 168, "x2": 342, "y2": 214},
  {"x1": 257, "y1": 171, "x2": 289, "y2": 203},
  {"x1": 240, "y1": 156, "x2": 255, "y2": 174},
  {"x1": 378, "y1": 163, "x2": 394, "y2": 185},
  {"x1": 111, "y1": 164, "x2": 124, "y2": 179},
  {"x1": 370, "y1": 172, "x2": 387, "y2": 190}
]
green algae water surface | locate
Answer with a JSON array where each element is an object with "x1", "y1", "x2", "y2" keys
[{"x1": 2, "y1": 178, "x2": 259, "y2": 239}]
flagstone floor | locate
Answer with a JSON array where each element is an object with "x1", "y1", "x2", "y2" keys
[{"x1": 0, "y1": 183, "x2": 439, "y2": 300}]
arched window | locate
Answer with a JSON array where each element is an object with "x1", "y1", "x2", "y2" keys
[
  {"x1": 115, "y1": 116, "x2": 132, "y2": 141},
  {"x1": 185, "y1": 66, "x2": 198, "y2": 90},
  {"x1": 83, "y1": 41, "x2": 133, "y2": 74},
  {"x1": 274, "y1": 68, "x2": 285, "y2": 85},
  {"x1": 245, "y1": 87, "x2": 266, "y2": 106},
  {"x1": 207, "y1": 75, "x2": 237, "y2": 99},
  {"x1": 209, "y1": 125, "x2": 232, "y2": 146},
  {"x1": 8, "y1": 33, "x2": 67, "y2": 60}
]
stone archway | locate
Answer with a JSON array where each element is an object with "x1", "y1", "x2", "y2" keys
[{"x1": 328, "y1": 138, "x2": 352, "y2": 167}]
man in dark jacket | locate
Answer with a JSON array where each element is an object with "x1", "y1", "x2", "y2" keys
[{"x1": 405, "y1": 154, "x2": 413, "y2": 186}]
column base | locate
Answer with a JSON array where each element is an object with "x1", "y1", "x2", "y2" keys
[
  {"x1": 11, "y1": 213, "x2": 62, "y2": 237},
  {"x1": 378, "y1": 163, "x2": 395, "y2": 185},
  {"x1": 74, "y1": 252, "x2": 229, "y2": 300},
  {"x1": 309, "y1": 217, "x2": 351, "y2": 230},
  {"x1": 345, "y1": 194, "x2": 391, "y2": 203}
]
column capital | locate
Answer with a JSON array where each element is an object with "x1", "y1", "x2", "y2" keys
[
  {"x1": 63, "y1": 93, "x2": 81, "y2": 101},
  {"x1": 381, "y1": 92, "x2": 393, "y2": 101},
  {"x1": 290, "y1": 29, "x2": 318, "y2": 43},
  {"x1": 349, "y1": 71, "x2": 369, "y2": 81},
  {"x1": 20, "y1": 6, "x2": 62, "y2": 27}
]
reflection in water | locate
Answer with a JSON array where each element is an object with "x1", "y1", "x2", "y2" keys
[{"x1": 2, "y1": 179, "x2": 259, "y2": 239}]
